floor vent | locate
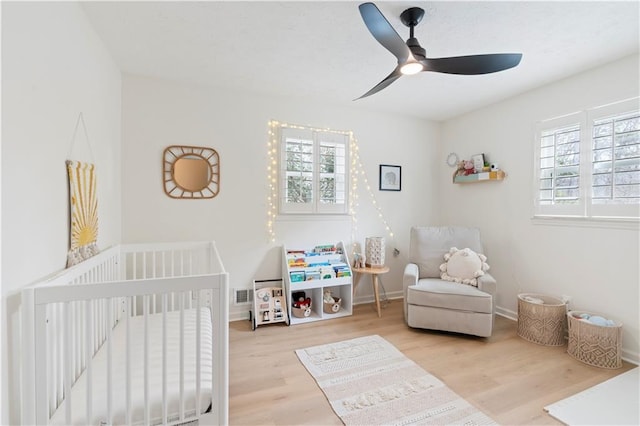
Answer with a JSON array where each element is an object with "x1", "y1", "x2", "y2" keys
[{"x1": 234, "y1": 289, "x2": 253, "y2": 305}]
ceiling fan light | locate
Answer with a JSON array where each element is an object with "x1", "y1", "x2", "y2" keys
[{"x1": 400, "y1": 62, "x2": 423, "y2": 75}]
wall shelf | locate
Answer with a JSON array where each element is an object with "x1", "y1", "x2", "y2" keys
[{"x1": 453, "y1": 170, "x2": 506, "y2": 184}]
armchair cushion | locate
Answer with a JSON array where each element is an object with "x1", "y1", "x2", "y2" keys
[{"x1": 407, "y1": 278, "x2": 493, "y2": 314}]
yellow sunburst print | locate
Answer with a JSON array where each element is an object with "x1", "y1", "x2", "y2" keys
[{"x1": 66, "y1": 160, "x2": 99, "y2": 267}]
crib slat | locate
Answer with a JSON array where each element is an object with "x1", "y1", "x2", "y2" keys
[
  {"x1": 196, "y1": 290, "x2": 202, "y2": 418},
  {"x1": 179, "y1": 292, "x2": 185, "y2": 421},
  {"x1": 126, "y1": 297, "x2": 132, "y2": 425},
  {"x1": 65, "y1": 302, "x2": 72, "y2": 425},
  {"x1": 85, "y1": 299, "x2": 93, "y2": 424},
  {"x1": 144, "y1": 295, "x2": 150, "y2": 426},
  {"x1": 47, "y1": 305, "x2": 55, "y2": 414},
  {"x1": 107, "y1": 298, "x2": 113, "y2": 426},
  {"x1": 133, "y1": 252, "x2": 137, "y2": 280},
  {"x1": 162, "y1": 294, "x2": 168, "y2": 425},
  {"x1": 81, "y1": 300, "x2": 86, "y2": 373},
  {"x1": 34, "y1": 305, "x2": 49, "y2": 426},
  {"x1": 57, "y1": 303, "x2": 64, "y2": 407}
]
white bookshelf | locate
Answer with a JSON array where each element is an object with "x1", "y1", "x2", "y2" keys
[{"x1": 282, "y1": 241, "x2": 353, "y2": 325}]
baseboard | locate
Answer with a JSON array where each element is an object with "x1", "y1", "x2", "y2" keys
[
  {"x1": 353, "y1": 290, "x2": 403, "y2": 306},
  {"x1": 496, "y1": 305, "x2": 517, "y2": 321},
  {"x1": 230, "y1": 305, "x2": 250, "y2": 322}
]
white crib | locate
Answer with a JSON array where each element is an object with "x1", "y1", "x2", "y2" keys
[{"x1": 21, "y1": 241, "x2": 229, "y2": 425}]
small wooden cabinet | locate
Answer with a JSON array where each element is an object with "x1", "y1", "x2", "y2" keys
[{"x1": 282, "y1": 242, "x2": 353, "y2": 325}]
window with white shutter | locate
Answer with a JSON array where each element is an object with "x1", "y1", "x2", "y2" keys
[
  {"x1": 278, "y1": 126, "x2": 349, "y2": 215},
  {"x1": 534, "y1": 98, "x2": 639, "y2": 221}
]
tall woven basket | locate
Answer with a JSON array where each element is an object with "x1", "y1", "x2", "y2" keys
[
  {"x1": 517, "y1": 293, "x2": 567, "y2": 346},
  {"x1": 567, "y1": 311, "x2": 622, "y2": 369}
]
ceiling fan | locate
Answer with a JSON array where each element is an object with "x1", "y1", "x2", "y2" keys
[{"x1": 355, "y1": 2, "x2": 522, "y2": 100}]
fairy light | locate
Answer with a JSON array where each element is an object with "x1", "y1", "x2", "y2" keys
[
  {"x1": 349, "y1": 132, "x2": 396, "y2": 252},
  {"x1": 266, "y1": 120, "x2": 280, "y2": 242},
  {"x1": 266, "y1": 121, "x2": 395, "y2": 248}
]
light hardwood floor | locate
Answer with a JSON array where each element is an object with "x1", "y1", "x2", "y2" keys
[{"x1": 229, "y1": 299, "x2": 635, "y2": 425}]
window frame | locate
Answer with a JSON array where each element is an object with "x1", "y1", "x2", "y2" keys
[
  {"x1": 533, "y1": 98, "x2": 640, "y2": 221},
  {"x1": 277, "y1": 125, "x2": 349, "y2": 216}
]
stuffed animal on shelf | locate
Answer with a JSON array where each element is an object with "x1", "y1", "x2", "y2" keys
[
  {"x1": 463, "y1": 160, "x2": 475, "y2": 175},
  {"x1": 323, "y1": 290, "x2": 335, "y2": 304},
  {"x1": 455, "y1": 160, "x2": 476, "y2": 176},
  {"x1": 294, "y1": 297, "x2": 311, "y2": 309},
  {"x1": 353, "y1": 252, "x2": 366, "y2": 269}
]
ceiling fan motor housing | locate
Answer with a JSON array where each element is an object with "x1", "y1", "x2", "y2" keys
[{"x1": 406, "y1": 37, "x2": 426, "y2": 59}]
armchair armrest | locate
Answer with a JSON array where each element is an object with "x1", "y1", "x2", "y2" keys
[
  {"x1": 477, "y1": 272, "x2": 497, "y2": 297},
  {"x1": 403, "y1": 263, "x2": 419, "y2": 288},
  {"x1": 403, "y1": 263, "x2": 419, "y2": 323}
]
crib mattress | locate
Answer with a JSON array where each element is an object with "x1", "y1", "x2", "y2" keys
[{"x1": 50, "y1": 307, "x2": 213, "y2": 425}]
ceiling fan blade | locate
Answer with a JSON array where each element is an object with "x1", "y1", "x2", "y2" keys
[
  {"x1": 354, "y1": 67, "x2": 403, "y2": 100},
  {"x1": 359, "y1": 2, "x2": 411, "y2": 63},
  {"x1": 422, "y1": 53, "x2": 522, "y2": 75}
]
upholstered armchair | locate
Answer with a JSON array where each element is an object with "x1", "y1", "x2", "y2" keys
[{"x1": 403, "y1": 226, "x2": 497, "y2": 337}]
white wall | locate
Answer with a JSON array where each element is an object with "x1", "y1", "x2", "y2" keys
[
  {"x1": 121, "y1": 74, "x2": 441, "y2": 320},
  {"x1": 439, "y1": 54, "x2": 640, "y2": 362},
  {"x1": 1, "y1": 3, "x2": 122, "y2": 423}
]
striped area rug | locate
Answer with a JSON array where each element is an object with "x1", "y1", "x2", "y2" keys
[{"x1": 295, "y1": 335, "x2": 497, "y2": 426}]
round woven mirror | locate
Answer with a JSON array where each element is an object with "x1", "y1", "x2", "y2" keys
[{"x1": 163, "y1": 145, "x2": 220, "y2": 199}]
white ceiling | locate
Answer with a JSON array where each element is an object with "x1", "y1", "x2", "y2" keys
[{"x1": 81, "y1": 1, "x2": 640, "y2": 121}]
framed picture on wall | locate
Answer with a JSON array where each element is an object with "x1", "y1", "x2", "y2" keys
[
  {"x1": 379, "y1": 164, "x2": 401, "y2": 191},
  {"x1": 472, "y1": 153, "x2": 485, "y2": 173}
]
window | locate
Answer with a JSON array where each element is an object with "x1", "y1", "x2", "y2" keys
[
  {"x1": 278, "y1": 126, "x2": 349, "y2": 215},
  {"x1": 535, "y1": 98, "x2": 639, "y2": 220}
]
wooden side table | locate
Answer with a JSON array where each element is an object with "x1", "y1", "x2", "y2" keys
[{"x1": 352, "y1": 266, "x2": 390, "y2": 317}]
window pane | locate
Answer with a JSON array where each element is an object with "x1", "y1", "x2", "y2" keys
[
  {"x1": 285, "y1": 140, "x2": 313, "y2": 173},
  {"x1": 614, "y1": 170, "x2": 640, "y2": 185},
  {"x1": 593, "y1": 136, "x2": 612, "y2": 149},
  {"x1": 539, "y1": 190, "x2": 552, "y2": 201},
  {"x1": 593, "y1": 161, "x2": 612, "y2": 174},
  {"x1": 319, "y1": 177, "x2": 335, "y2": 203},
  {"x1": 285, "y1": 175, "x2": 312, "y2": 203},
  {"x1": 591, "y1": 110, "x2": 640, "y2": 207},
  {"x1": 593, "y1": 122, "x2": 612, "y2": 137},
  {"x1": 556, "y1": 154, "x2": 579, "y2": 166},
  {"x1": 540, "y1": 146, "x2": 554, "y2": 158},
  {"x1": 592, "y1": 186, "x2": 612, "y2": 198},
  {"x1": 592, "y1": 173, "x2": 612, "y2": 186},
  {"x1": 539, "y1": 178, "x2": 553, "y2": 190},
  {"x1": 614, "y1": 116, "x2": 640, "y2": 133},
  {"x1": 615, "y1": 132, "x2": 639, "y2": 147},
  {"x1": 593, "y1": 148, "x2": 612, "y2": 162},
  {"x1": 541, "y1": 134, "x2": 555, "y2": 147},
  {"x1": 614, "y1": 183, "x2": 640, "y2": 199},
  {"x1": 555, "y1": 176, "x2": 579, "y2": 188},
  {"x1": 540, "y1": 158, "x2": 554, "y2": 169},
  {"x1": 538, "y1": 123, "x2": 580, "y2": 206}
]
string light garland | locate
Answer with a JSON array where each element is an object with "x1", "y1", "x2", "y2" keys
[{"x1": 266, "y1": 120, "x2": 395, "y2": 250}]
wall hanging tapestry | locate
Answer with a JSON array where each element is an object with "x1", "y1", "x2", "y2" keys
[
  {"x1": 295, "y1": 334, "x2": 497, "y2": 425},
  {"x1": 66, "y1": 160, "x2": 99, "y2": 267}
]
